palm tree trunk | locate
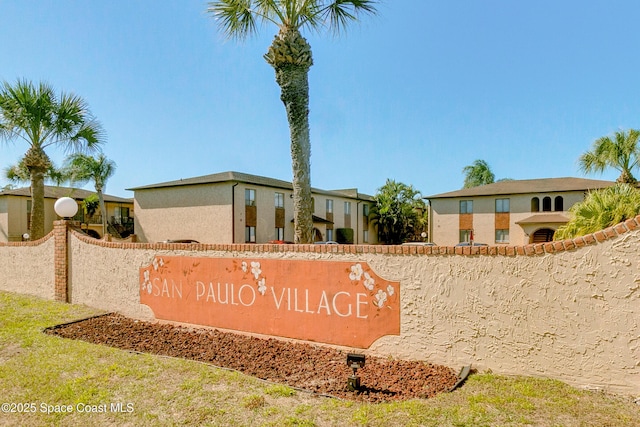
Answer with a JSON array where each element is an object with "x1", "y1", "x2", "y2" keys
[
  {"x1": 24, "y1": 147, "x2": 51, "y2": 240},
  {"x1": 97, "y1": 189, "x2": 108, "y2": 238},
  {"x1": 29, "y1": 169, "x2": 46, "y2": 240},
  {"x1": 275, "y1": 64, "x2": 314, "y2": 243}
]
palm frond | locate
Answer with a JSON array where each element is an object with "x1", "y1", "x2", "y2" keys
[
  {"x1": 579, "y1": 129, "x2": 640, "y2": 183},
  {"x1": 319, "y1": 0, "x2": 377, "y2": 34},
  {"x1": 555, "y1": 184, "x2": 640, "y2": 239},
  {"x1": 64, "y1": 153, "x2": 116, "y2": 191},
  {"x1": 208, "y1": 0, "x2": 260, "y2": 40}
]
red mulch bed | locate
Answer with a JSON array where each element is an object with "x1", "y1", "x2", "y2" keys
[{"x1": 45, "y1": 313, "x2": 462, "y2": 403}]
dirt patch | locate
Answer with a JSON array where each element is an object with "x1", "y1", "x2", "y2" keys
[
  {"x1": 0, "y1": 343, "x2": 23, "y2": 363},
  {"x1": 45, "y1": 313, "x2": 461, "y2": 403}
]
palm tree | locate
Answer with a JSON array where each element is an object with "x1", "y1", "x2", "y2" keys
[
  {"x1": 370, "y1": 179, "x2": 426, "y2": 244},
  {"x1": 0, "y1": 79, "x2": 104, "y2": 239},
  {"x1": 462, "y1": 159, "x2": 495, "y2": 188},
  {"x1": 64, "y1": 153, "x2": 116, "y2": 237},
  {"x1": 4, "y1": 157, "x2": 67, "y2": 186},
  {"x1": 207, "y1": 0, "x2": 378, "y2": 243},
  {"x1": 579, "y1": 129, "x2": 640, "y2": 184}
]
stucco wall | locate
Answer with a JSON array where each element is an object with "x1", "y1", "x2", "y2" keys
[
  {"x1": 68, "y1": 236, "x2": 156, "y2": 320},
  {"x1": 1, "y1": 219, "x2": 638, "y2": 395},
  {"x1": 366, "y1": 233, "x2": 639, "y2": 393},
  {"x1": 134, "y1": 184, "x2": 233, "y2": 243},
  {"x1": 0, "y1": 234, "x2": 55, "y2": 299},
  {"x1": 62, "y1": 219, "x2": 640, "y2": 395}
]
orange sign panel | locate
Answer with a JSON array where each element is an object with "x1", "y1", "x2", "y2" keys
[{"x1": 140, "y1": 257, "x2": 400, "y2": 348}]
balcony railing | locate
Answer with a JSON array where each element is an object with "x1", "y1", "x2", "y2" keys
[{"x1": 72, "y1": 212, "x2": 135, "y2": 238}]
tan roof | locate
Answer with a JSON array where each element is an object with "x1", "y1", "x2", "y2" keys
[
  {"x1": 0, "y1": 186, "x2": 132, "y2": 203},
  {"x1": 515, "y1": 214, "x2": 570, "y2": 224},
  {"x1": 128, "y1": 171, "x2": 374, "y2": 201},
  {"x1": 426, "y1": 177, "x2": 615, "y2": 199}
]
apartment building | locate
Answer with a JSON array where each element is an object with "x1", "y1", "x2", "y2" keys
[
  {"x1": 426, "y1": 177, "x2": 615, "y2": 246},
  {"x1": 129, "y1": 171, "x2": 377, "y2": 244},
  {"x1": 0, "y1": 186, "x2": 134, "y2": 242}
]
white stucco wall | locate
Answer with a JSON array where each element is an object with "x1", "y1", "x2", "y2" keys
[
  {"x1": 68, "y1": 237, "x2": 156, "y2": 320},
  {"x1": 0, "y1": 236, "x2": 55, "y2": 299},
  {"x1": 63, "y1": 222, "x2": 640, "y2": 395},
  {"x1": 366, "y1": 232, "x2": 640, "y2": 393}
]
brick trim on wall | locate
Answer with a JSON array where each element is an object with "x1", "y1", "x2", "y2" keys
[{"x1": 68, "y1": 214, "x2": 640, "y2": 256}]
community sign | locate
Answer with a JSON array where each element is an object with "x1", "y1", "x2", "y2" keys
[{"x1": 140, "y1": 257, "x2": 400, "y2": 348}]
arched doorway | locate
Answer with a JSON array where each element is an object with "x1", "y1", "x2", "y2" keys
[{"x1": 531, "y1": 228, "x2": 555, "y2": 243}]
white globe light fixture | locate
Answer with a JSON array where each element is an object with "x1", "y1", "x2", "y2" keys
[{"x1": 54, "y1": 197, "x2": 79, "y2": 219}]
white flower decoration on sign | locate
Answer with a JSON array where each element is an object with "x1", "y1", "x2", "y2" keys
[
  {"x1": 141, "y1": 269, "x2": 152, "y2": 294},
  {"x1": 257, "y1": 278, "x2": 266, "y2": 295},
  {"x1": 348, "y1": 262, "x2": 396, "y2": 310},
  {"x1": 386, "y1": 284, "x2": 395, "y2": 296},
  {"x1": 349, "y1": 263, "x2": 364, "y2": 281},
  {"x1": 374, "y1": 289, "x2": 388, "y2": 308},
  {"x1": 251, "y1": 261, "x2": 262, "y2": 280},
  {"x1": 363, "y1": 272, "x2": 375, "y2": 291},
  {"x1": 152, "y1": 257, "x2": 165, "y2": 272},
  {"x1": 241, "y1": 260, "x2": 267, "y2": 297}
]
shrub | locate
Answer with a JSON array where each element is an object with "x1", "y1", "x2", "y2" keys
[{"x1": 554, "y1": 183, "x2": 640, "y2": 239}]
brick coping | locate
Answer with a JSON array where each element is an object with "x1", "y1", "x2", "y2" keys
[{"x1": 50, "y1": 214, "x2": 640, "y2": 256}]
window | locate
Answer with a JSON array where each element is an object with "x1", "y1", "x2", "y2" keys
[
  {"x1": 495, "y1": 198, "x2": 510, "y2": 213},
  {"x1": 460, "y1": 200, "x2": 473, "y2": 214},
  {"x1": 542, "y1": 196, "x2": 552, "y2": 212},
  {"x1": 245, "y1": 226, "x2": 256, "y2": 243},
  {"x1": 459, "y1": 229, "x2": 472, "y2": 243},
  {"x1": 363, "y1": 204, "x2": 370, "y2": 229},
  {"x1": 326, "y1": 199, "x2": 333, "y2": 214},
  {"x1": 275, "y1": 192, "x2": 284, "y2": 208},
  {"x1": 363, "y1": 229, "x2": 369, "y2": 243},
  {"x1": 326, "y1": 229, "x2": 333, "y2": 241},
  {"x1": 554, "y1": 196, "x2": 564, "y2": 211},
  {"x1": 275, "y1": 227, "x2": 284, "y2": 240},
  {"x1": 245, "y1": 189, "x2": 256, "y2": 206},
  {"x1": 531, "y1": 197, "x2": 540, "y2": 212},
  {"x1": 496, "y1": 229, "x2": 509, "y2": 243},
  {"x1": 344, "y1": 202, "x2": 351, "y2": 215},
  {"x1": 114, "y1": 206, "x2": 130, "y2": 224}
]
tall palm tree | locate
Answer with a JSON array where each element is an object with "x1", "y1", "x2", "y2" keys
[
  {"x1": 0, "y1": 79, "x2": 104, "y2": 239},
  {"x1": 462, "y1": 159, "x2": 495, "y2": 188},
  {"x1": 64, "y1": 153, "x2": 116, "y2": 237},
  {"x1": 579, "y1": 129, "x2": 640, "y2": 184},
  {"x1": 207, "y1": 0, "x2": 378, "y2": 243}
]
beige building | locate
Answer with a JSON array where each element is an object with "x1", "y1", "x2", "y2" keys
[
  {"x1": 426, "y1": 177, "x2": 615, "y2": 246},
  {"x1": 129, "y1": 171, "x2": 377, "y2": 244},
  {"x1": 0, "y1": 186, "x2": 134, "y2": 242}
]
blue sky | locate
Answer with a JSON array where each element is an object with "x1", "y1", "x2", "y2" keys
[{"x1": 1, "y1": 0, "x2": 639, "y2": 198}]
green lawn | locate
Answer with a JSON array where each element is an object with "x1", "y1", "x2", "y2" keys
[{"x1": 0, "y1": 291, "x2": 638, "y2": 426}]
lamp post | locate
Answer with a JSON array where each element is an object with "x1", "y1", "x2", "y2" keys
[
  {"x1": 53, "y1": 197, "x2": 77, "y2": 303},
  {"x1": 54, "y1": 196, "x2": 78, "y2": 219}
]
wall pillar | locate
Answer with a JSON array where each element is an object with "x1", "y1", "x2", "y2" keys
[{"x1": 54, "y1": 220, "x2": 70, "y2": 302}]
